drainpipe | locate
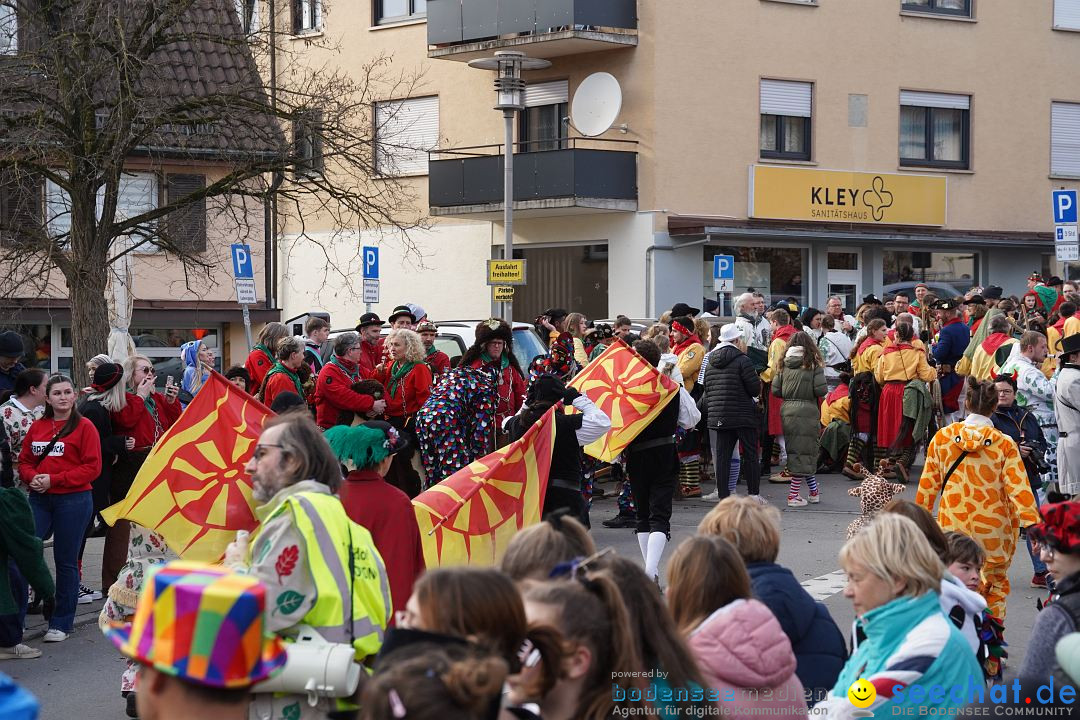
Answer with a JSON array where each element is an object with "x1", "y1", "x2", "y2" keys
[{"x1": 266, "y1": 0, "x2": 279, "y2": 312}]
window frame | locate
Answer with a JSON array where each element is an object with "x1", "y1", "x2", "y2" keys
[
  {"x1": 901, "y1": 0, "x2": 972, "y2": 17},
  {"x1": 236, "y1": 0, "x2": 259, "y2": 34},
  {"x1": 899, "y1": 104, "x2": 970, "y2": 170},
  {"x1": 374, "y1": 0, "x2": 426, "y2": 25},
  {"x1": 45, "y1": 171, "x2": 164, "y2": 252},
  {"x1": 517, "y1": 102, "x2": 569, "y2": 153},
  {"x1": 759, "y1": 114, "x2": 812, "y2": 161}
]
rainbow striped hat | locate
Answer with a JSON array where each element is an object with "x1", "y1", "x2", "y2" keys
[{"x1": 103, "y1": 561, "x2": 287, "y2": 688}]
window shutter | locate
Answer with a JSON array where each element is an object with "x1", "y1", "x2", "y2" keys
[
  {"x1": 1056, "y1": 0, "x2": 1080, "y2": 29},
  {"x1": 1053, "y1": 103, "x2": 1080, "y2": 177},
  {"x1": 0, "y1": 172, "x2": 41, "y2": 246},
  {"x1": 760, "y1": 80, "x2": 812, "y2": 118},
  {"x1": 163, "y1": 174, "x2": 207, "y2": 254},
  {"x1": 524, "y1": 81, "x2": 569, "y2": 108},
  {"x1": 293, "y1": 0, "x2": 303, "y2": 32},
  {"x1": 899, "y1": 91, "x2": 970, "y2": 110},
  {"x1": 376, "y1": 96, "x2": 439, "y2": 177}
]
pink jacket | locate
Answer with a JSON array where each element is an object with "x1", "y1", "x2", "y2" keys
[{"x1": 687, "y1": 598, "x2": 808, "y2": 718}]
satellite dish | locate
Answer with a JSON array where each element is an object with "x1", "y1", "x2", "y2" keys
[{"x1": 571, "y1": 72, "x2": 622, "y2": 137}]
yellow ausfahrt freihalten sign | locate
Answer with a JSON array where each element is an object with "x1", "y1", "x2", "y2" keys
[
  {"x1": 487, "y1": 259, "x2": 526, "y2": 286},
  {"x1": 749, "y1": 166, "x2": 947, "y2": 227}
]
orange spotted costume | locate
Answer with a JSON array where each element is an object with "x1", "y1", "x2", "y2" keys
[{"x1": 916, "y1": 418, "x2": 1040, "y2": 620}]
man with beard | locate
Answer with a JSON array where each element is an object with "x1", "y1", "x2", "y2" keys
[{"x1": 234, "y1": 411, "x2": 391, "y2": 720}]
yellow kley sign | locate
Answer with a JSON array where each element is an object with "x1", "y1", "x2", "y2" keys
[
  {"x1": 487, "y1": 259, "x2": 526, "y2": 285},
  {"x1": 749, "y1": 166, "x2": 947, "y2": 227},
  {"x1": 492, "y1": 286, "x2": 515, "y2": 302}
]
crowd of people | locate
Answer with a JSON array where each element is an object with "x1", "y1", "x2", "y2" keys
[{"x1": 0, "y1": 271, "x2": 1078, "y2": 718}]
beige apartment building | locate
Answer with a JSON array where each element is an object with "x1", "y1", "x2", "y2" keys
[{"x1": 280, "y1": 0, "x2": 1080, "y2": 325}]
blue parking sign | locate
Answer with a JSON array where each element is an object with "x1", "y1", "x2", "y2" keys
[
  {"x1": 1053, "y1": 190, "x2": 1078, "y2": 224},
  {"x1": 363, "y1": 246, "x2": 379, "y2": 279},
  {"x1": 713, "y1": 254, "x2": 734, "y2": 279},
  {"x1": 230, "y1": 244, "x2": 253, "y2": 279}
]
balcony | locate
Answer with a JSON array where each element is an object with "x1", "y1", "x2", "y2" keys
[
  {"x1": 428, "y1": 138, "x2": 637, "y2": 217},
  {"x1": 427, "y1": 0, "x2": 637, "y2": 62}
]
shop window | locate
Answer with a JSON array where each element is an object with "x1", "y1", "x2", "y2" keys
[
  {"x1": 899, "y1": 91, "x2": 970, "y2": 169},
  {"x1": 375, "y1": 0, "x2": 425, "y2": 24},
  {"x1": 902, "y1": 0, "x2": 971, "y2": 17},
  {"x1": 702, "y1": 245, "x2": 809, "y2": 310},
  {"x1": 760, "y1": 80, "x2": 812, "y2": 161},
  {"x1": 882, "y1": 250, "x2": 979, "y2": 300},
  {"x1": 57, "y1": 327, "x2": 221, "y2": 387}
]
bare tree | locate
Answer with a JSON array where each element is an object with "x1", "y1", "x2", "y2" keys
[{"x1": 0, "y1": 0, "x2": 426, "y2": 372}]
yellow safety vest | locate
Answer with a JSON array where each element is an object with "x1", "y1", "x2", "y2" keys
[{"x1": 263, "y1": 491, "x2": 391, "y2": 661}]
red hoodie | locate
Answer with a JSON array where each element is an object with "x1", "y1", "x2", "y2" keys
[{"x1": 19, "y1": 416, "x2": 102, "y2": 494}]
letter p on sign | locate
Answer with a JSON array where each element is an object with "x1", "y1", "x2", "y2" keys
[{"x1": 1054, "y1": 190, "x2": 1078, "y2": 225}]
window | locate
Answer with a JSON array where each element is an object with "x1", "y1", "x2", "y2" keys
[
  {"x1": 1052, "y1": 103, "x2": 1080, "y2": 177},
  {"x1": 1055, "y1": 0, "x2": 1080, "y2": 30},
  {"x1": 0, "y1": 171, "x2": 41, "y2": 244},
  {"x1": 701, "y1": 244, "x2": 809, "y2": 309},
  {"x1": 0, "y1": 3, "x2": 16, "y2": 55},
  {"x1": 235, "y1": 0, "x2": 259, "y2": 33},
  {"x1": 902, "y1": 0, "x2": 971, "y2": 17},
  {"x1": 519, "y1": 81, "x2": 568, "y2": 152},
  {"x1": 759, "y1": 80, "x2": 812, "y2": 161},
  {"x1": 882, "y1": 250, "x2": 980, "y2": 298},
  {"x1": 46, "y1": 172, "x2": 160, "y2": 250},
  {"x1": 293, "y1": 0, "x2": 321, "y2": 33},
  {"x1": 57, "y1": 326, "x2": 221, "y2": 385},
  {"x1": 899, "y1": 91, "x2": 969, "y2": 169},
  {"x1": 162, "y1": 174, "x2": 207, "y2": 254},
  {"x1": 293, "y1": 111, "x2": 324, "y2": 177},
  {"x1": 376, "y1": 0, "x2": 426, "y2": 24},
  {"x1": 374, "y1": 96, "x2": 439, "y2": 177}
]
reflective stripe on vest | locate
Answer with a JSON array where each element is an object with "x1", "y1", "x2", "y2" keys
[{"x1": 283, "y1": 492, "x2": 391, "y2": 660}]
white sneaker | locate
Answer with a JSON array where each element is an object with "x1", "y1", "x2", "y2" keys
[
  {"x1": 77, "y1": 585, "x2": 102, "y2": 604},
  {"x1": 42, "y1": 629, "x2": 68, "y2": 643},
  {"x1": 748, "y1": 495, "x2": 769, "y2": 505},
  {"x1": 808, "y1": 492, "x2": 821, "y2": 504},
  {"x1": 702, "y1": 491, "x2": 720, "y2": 502},
  {"x1": 0, "y1": 644, "x2": 42, "y2": 659},
  {"x1": 787, "y1": 496, "x2": 808, "y2": 508}
]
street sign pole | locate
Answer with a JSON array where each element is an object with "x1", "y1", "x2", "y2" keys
[
  {"x1": 241, "y1": 304, "x2": 253, "y2": 351},
  {"x1": 231, "y1": 244, "x2": 257, "y2": 352}
]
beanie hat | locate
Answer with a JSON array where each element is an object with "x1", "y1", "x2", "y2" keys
[
  {"x1": 91, "y1": 363, "x2": 125, "y2": 392},
  {"x1": 0, "y1": 331, "x2": 22, "y2": 359}
]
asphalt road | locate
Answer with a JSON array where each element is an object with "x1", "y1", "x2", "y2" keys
[{"x1": 6, "y1": 471, "x2": 1048, "y2": 720}]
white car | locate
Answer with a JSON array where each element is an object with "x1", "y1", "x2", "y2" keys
[{"x1": 328, "y1": 320, "x2": 547, "y2": 370}]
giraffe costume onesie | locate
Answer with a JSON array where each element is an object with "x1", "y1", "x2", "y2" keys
[{"x1": 916, "y1": 415, "x2": 1039, "y2": 620}]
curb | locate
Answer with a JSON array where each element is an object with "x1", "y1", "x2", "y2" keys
[{"x1": 24, "y1": 603, "x2": 104, "y2": 643}]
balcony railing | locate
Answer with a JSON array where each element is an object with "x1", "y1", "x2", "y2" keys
[
  {"x1": 429, "y1": 137, "x2": 637, "y2": 215},
  {"x1": 427, "y1": 0, "x2": 637, "y2": 61}
]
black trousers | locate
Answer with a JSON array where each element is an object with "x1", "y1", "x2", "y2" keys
[
  {"x1": 386, "y1": 416, "x2": 422, "y2": 499},
  {"x1": 626, "y1": 446, "x2": 676, "y2": 535},
  {"x1": 543, "y1": 485, "x2": 589, "y2": 529},
  {"x1": 710, "y1": 427, "x2": 761, "y2": 497}
]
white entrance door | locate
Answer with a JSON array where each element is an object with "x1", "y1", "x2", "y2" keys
[{"x1": 826, "y1": 248, "x2": 862, "y2": 314}]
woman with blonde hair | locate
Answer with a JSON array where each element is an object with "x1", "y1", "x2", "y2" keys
[
  {"x1": 642, "y1": 323, "x2": 670, "y2": 353},
  {"x1": 666, "y1": 535, "x2": 808, "y2": 718},
  {"x1": 373, "y1": 328, "x2": 432, "y2": 498},
  {"x1": 564, "y1": 312, "x2": 590, "y2": 367},
  {"x1": 816, "y1": 513, "x2": 982, "y2": 717},
  {"x1": 771, "y1": 331, "x2": 826, "y2": 507},
  {"x1": 245, "y1": 321, "x2": 289, "y2": 391},
  {"x1": 499, "y1": 513, "x2": 596, "y2": 582},
  {"x1": 698, "y1": 497, "x2": 846, "y2": 703}
]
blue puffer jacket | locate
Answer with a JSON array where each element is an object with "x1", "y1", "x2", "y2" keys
[{"x1": 748, "y1": 562, "x2": 847, "y2": 702}]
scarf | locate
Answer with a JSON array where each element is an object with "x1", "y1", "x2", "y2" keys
[
  {"x1": 128, "y1": 390, "x2": 163, "y2": 440},
  {"x1": 671, "y1": 336, "x2": 699, "y2": 357},
  {"x1": 388, "y1": 360, "x2": 419, "y2": 398},
  {"x1": 480, "y1": 351, "x2": 510, "y2": 370},
  {"x1": 253, "y1": 344, "x2": 274, "y2": 365},
  {"x1": 264, "y1": 362, "x2": 305, "y2": 398}
]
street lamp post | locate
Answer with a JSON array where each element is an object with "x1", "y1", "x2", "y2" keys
[{"x1": 468, "y1": 51, "x2": 551, "y2": 322}]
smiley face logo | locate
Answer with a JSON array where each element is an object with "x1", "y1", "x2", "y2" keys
[{"x1": 847, "y1": 679, "x2": 876, "y2": 708}]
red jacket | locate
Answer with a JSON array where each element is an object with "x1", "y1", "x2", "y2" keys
[
  {"x1": 111, "y1": 392, "x2": 181, "y2": 449},
  {"x1": 357, "y1": 339, "x2": 384, "y2": 380},
  {"x1": 339, "y1": 469, "x2": 425, "y2": 618},
  {"x1": 425, "y1": 349, "x2": 451, "y2": 376},
  {"x1": 314, "y1": 356, "x2": 378, "y2": 429},
  {"x1": 19, "y1": 417, "x2": 102, "y2": 494},
  {"x1": 261, "y1": 367, "x2": 305, "y2": 409},
  {"x1": 374, "y1": 362, "x2": 432, "y2": 417},
  {"x1": 245, "y1": 347, "x2": 275, "y2": 390}
]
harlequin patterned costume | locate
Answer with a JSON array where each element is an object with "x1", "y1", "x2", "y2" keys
[
  {"x1": 414, "y1": 367, "x2": 497, "y2": 487},
  {"x1": 916, "y1": 419, "x2": 1040, "y2": 620}
]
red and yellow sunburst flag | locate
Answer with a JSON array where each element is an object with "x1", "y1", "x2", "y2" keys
[
  {"x1": 570, "y1": 340, "x2": 680, "y2": 462},
  {"x1": 101, "y1": 371, "x2": 270, "y2": 563},
  {"x1": 412, "y1": 406, "x2": 557, "y2": 568}
]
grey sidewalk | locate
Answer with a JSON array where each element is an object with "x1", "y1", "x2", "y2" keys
[{"x1": 24, "y1": 536, "x2": 107, "y2": 641}]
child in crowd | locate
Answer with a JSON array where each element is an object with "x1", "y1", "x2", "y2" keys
[{"x1": 945, "y1": 530, "x2": 986, "y2": 594}]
